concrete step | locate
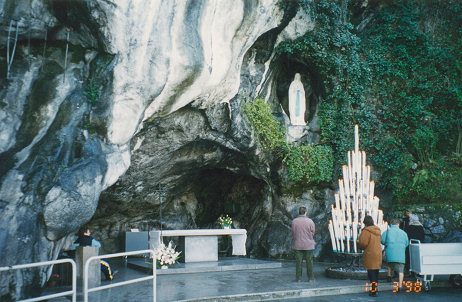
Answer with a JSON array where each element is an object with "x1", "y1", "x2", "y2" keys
[{"x1": 127, "y1": 257, "x2": 282, "y2": 275}]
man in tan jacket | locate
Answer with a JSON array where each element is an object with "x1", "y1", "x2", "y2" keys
[{"x1": 291, "y1": 206, "x2": 316, "y2": 282}]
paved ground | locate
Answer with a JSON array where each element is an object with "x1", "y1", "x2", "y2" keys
[
  {"x1": 44, "y1": 258, "x2": 455, "y2": 302},
  {"x1": 290, "y1": 287, "x2": 462, "y2": 302}
]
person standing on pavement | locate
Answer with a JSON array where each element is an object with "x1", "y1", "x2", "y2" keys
[
  {"x1": 399, "y1": 210, "x2": 412, "y2": 273},
  {"x1": 399, "y1": 210, "x2": 412, "y2": 231},
  {"x1": 358, "y1": 215, "x2": 382, "y2": 297},
  {"x1": 404, "y1": 214, "x2": 425, "y2": 274},
  {"x1": 381, "y1": 218, "x2": 409, "y2": 291},
  {"x1": 291, "y1": 206, "x2": 316, "y2": 282}
]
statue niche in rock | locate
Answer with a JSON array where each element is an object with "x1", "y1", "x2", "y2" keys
[{"x1": 288, "y1": 73, "x2": 306, "y2": 126}]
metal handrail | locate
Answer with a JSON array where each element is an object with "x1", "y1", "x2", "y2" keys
[
  {"x1": 84, "y1": 249, "x2": 156, "y2": 302},
  {"x1": 0, "y1": 258, "x2": 77, "y2": 302}
]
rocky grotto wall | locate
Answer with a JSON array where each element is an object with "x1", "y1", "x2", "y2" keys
[{"x1": 1, "y1": 1, "x2": 460, "y2": 300}]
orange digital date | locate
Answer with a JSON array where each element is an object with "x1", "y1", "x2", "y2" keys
[
  {"x1": 392, "y1": 281, "x2": 422, "y2": 293},
  {"x1": 365, "y1": 281, "x2": 422, "y2": 293}
]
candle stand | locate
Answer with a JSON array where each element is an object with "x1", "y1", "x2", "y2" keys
[{"x1": 326, "y1": 125, "x2": 388, "y2": 280}]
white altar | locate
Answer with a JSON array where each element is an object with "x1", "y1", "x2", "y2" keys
[{"x1": 149, "y1": 229, "x2": 247, "y2": 263}]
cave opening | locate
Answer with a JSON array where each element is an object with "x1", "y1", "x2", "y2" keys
[{"x1": 190, "y1": 168, "x2": 266, "y2": 230}]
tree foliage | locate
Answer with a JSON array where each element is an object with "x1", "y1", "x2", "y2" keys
[{"x1": 275, "y1": 0, "x2": 462, "y2": 204}]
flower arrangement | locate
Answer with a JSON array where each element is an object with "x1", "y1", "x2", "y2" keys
[
  {"x1": 153, "y1": 241, "x2": 181, "y2": 268},
  {"x1": 219, "y1": 215, "x2": 233, "y2": 229},
  {"x1": 47, "y1": 273, "x2": 60, "y2": 287}
]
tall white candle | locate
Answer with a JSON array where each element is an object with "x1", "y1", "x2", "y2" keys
[
  {"x1": 378, "y1": 210, "x2": 383, "y2": 226},
  {"x1": 343, "y1": 165, "x2": 350, "y2": 197},
  {"x1": 329, "y1": 221, "x2": 337, "y2": 251},
  {"x1": 355, "y1": 124, "x2": 359, "y2": 153},
  {"x1": 365, "y1": 166, "x2": 370, "y2": 196},
  {"x1": 334, "y1": 216, "x2": 341, "y2": 251},
  {"x1": 369, "y1": 181, "x2": 375, "y2": 203},
  {"x1": 339, "y1": 179, "x2": 346, "y2": 209},
  {"x1": 348, "y1": 152, "x2": 354, "y2": 195},
  {"x1": 362, "y1": 151, "x2": 366, "y2": 181}
]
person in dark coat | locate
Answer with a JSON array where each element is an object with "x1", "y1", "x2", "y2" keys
[
  {"x1": 73, "y1": 226, "x2": 117, "y2": 281},
  {"x1": 399, "y1": 210, "x2": 411, "y2": 231},
  {"x1": 404, "y1": 214, "x2": 425, "y2": 273},
  {"x1": 359, "y1": 215, "x2": 382, "y2": 297}
]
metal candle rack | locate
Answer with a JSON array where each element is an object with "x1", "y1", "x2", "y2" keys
[{"x1": 328, "y1": 125, "x2": 388, "y2": 255}]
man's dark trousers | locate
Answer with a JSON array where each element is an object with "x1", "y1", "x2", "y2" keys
[{"x1": 294, "y1": 249, "x2": 314, "y2": 281}]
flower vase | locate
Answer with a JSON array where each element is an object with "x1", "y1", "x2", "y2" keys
[
  {"x1": 48, "y1": 281, "x2": 57, "y2": 287},
  {"x1": 223, "y1": 226, "x2": 231, "y2": 229},
  {"x1": 161, "y1": 265, "x2": 168, "y2": 270}
]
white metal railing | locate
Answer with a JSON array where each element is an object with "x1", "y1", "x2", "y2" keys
[
  {"x1": 0, "y1": 258, "x2": 76, "y2": 302},
  {"x1": 84, "y1": 249, "x2": 156, "y2": 302}
]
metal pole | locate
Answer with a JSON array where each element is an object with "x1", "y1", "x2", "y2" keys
[
  {"x1": 28, "y1": 0, "x2": 31, "y2": 69},
  {"x1": 7, "y1": 20, "x2": 19, "y2": 80},
  {"x1": 154, "y1": 184, "x2": 166, "y2": 237},
  {"x1": 63, "y1": 29, "x2": 70, "y2": 83}
]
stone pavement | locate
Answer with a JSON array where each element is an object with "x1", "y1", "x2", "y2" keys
[{"x1": 46, "y1": 257, "x2": 451, "y2": 302}]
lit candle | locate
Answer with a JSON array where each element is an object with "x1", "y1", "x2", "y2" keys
[
  {"x1": 347, "y1": 151, "x2": 352, "y2": 172},
  {"x1": 355, "y1": 124, "x2": 359, "y2": 153},
  {"x1": 334, "y1": 194, "x2": 340, "y2": 211},
  {"x1": 369, "y1": 181, "x2": 375, "y2": 201},
  {"x1": 373, "y1": 197, "x2": 379, "y2": 216},
  {"x1": 339, "y1": 179, "x2": 346, "y2": 209},
  {"x1": 348, "y1": 153, "x2": 354, "y2": 195}
]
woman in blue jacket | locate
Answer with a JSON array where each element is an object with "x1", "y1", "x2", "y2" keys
[{"x1": 381, "y1": 218, "x2": 409, "y2": 291}]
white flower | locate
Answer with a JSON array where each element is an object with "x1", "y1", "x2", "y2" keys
[{"x1": 153, "y1": 241, "x2": 181, "y2": 267}]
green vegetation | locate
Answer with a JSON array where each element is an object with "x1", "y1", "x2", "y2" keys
[
  {"x1": 242, "y1": 97, "x2": 286, "y2": 155},
  {"x1": 85, "y1": 78, "x2": 100, "y2": 105},
  {"x1": 275, "y1": 0, "x2": 462, "y2": 204},
  {"x1": 243, "y1": 98, "x2": 333, "y2": 186}
]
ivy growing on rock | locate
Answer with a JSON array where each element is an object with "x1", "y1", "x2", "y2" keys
[
  {"x1": 275, "y1": 0, "x2": 462, "y2": 204},
  {"x1": 243, "y1": 98, "x2": 333, "y2": 186}
]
